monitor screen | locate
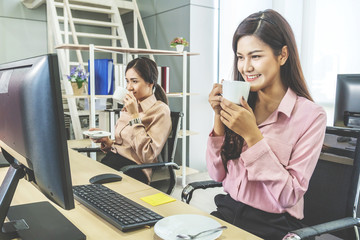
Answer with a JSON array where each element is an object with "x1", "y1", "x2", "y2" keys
[
  {"x1": 334, "y1": 74, "x2": 360, "y2": 127},
  {"x1": 0, "y1": 54, "x2": 83, "y2": 239}
]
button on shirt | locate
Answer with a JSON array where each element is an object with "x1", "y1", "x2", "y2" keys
[
  {"x1": 111, "y1": 94, "x2": 171, "y2": 182},
  {"x1": 206, "y1": 88, "x2": 327, "y2": 219}
]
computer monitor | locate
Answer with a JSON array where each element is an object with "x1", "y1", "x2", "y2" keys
[
  {"x1": 334, "y1": 74, "x2": 360, "y2": 128},
  {"x1": 0, "y1": 54, "x2": 85, "y2": 239}
]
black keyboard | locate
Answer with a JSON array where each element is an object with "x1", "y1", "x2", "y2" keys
[{"x1": 73, "y1": 184, "x2": 163, "y2": 231}]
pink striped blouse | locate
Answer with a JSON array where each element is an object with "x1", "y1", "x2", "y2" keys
[{"x1": 206, "y1": 88, "x2": 327, "y2": 219}]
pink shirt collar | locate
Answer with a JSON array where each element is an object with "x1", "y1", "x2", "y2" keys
[{"x1": 259, "y1": 88, "x2": 297, "y2": 127}]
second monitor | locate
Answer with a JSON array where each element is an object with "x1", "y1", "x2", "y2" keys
[{"x1": 334, "y1": 74, "x2": 360, "y2": 128}]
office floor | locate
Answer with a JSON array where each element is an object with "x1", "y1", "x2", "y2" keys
[{"x1": 171, "y1": 172, "x2": 342, "y2": 240}]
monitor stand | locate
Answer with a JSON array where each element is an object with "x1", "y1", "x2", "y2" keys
[
  {"x1": 0, "y1": 157, "x2": 85, "y2": 240},
  {"x1": 0, "y1": 151, "x2": 10, "y2": 168},
  {"x1": 6, "y1": 201, "x2": 85, "y2": 240}
]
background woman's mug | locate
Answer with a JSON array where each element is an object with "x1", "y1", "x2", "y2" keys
[
  {"x1": 112, "y1": 86, "x2": 128, "y2": 104},
  {"x1": 222, "y1": 80, "x2": 250, "y2": 105}
]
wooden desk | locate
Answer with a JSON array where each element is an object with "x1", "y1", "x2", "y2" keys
[
  {"x1": 67, "y1": 139, "x2": 99, "y2": 149},
  {"x1": 0, "y1": 148, "x2": 261, "y2": 240}
]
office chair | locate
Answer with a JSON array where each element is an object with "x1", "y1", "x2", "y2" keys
[
  {"x1": 74, "y1": 111, "x2": 183, "y2": 195},
  {"x1": 120, "y1": 111, "x2": 183, "y2": 194},
  {"x1": 182, "y1": 126, "x2": 360, "y2": 240},
  {"x1": 283, "y1": 126, "x2": 360, "y2": 239}
]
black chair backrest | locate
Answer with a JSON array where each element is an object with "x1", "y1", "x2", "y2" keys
[
  {"x1": 150, "y1": 111, "x2": 182, "y2": 194},
  {"x1": 158, "y1": 111, "x2": 183, "y2": 163},
  {"x1": 303, "y1": 126, "x2": 360, "y2": 239}
]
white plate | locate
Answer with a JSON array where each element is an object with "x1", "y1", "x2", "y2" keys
[
  {"x1": 154, "y1": 214, "x2": 222, "y2": 240},
  {"x1": 83, "y1": 130, "x2": 111, "y2": 139}
]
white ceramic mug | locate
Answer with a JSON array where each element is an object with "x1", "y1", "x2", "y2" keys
[
  {"x1": 222, "y1": 80, "x2": 250, "y2": 105},
  {"x1": 112, "y1": 87, "x2": 128, "y2": 104}
]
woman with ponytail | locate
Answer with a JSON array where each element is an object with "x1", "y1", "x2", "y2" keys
[
  {"x1": 206, "y1": 9, "x2": 326, "y2": 239},
  {"x1": 91, "y1": 57, "x2": 171, "y2": 184}
]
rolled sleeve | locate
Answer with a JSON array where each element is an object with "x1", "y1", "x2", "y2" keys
[{"x1": 206, "y1": 133, "x2": 226, "y2": 182}]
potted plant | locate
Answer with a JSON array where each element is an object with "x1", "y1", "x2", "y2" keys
[
  {"x1": 67, "y1": 65, "x2": 88, "y2": 95},
  {"x1": 170, "y1": 37, "x2": 189, "y2": 52}
]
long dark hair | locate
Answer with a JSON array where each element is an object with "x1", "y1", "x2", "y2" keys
[
  {"x1": 125, "y1": 57, "x2": 168, "y2": 105},
  {"x1": 221, "y1": 9, "x2": 312, "y2": 172}
]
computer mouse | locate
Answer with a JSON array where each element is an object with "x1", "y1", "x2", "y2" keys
[{"x1": 89, "y1": 173, "x2": 123, "y2": 184}]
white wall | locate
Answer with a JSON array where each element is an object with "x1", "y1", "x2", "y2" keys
[
  {"x1": 189, "y1": 2, "x2": 219, "y2": 171},
  {"x1": 0, "y1": 0, "x2": 47, "y2": 64}
]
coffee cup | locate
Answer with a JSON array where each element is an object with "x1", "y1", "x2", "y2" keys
[
  {"x1": 222, "y1": 80, "x2": 250, "y2": 105},
  {"x1": 112, "y1": 87, "x2": 128, "y2": 104}
]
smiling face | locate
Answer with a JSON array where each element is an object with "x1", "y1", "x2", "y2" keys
[
  {"x1": 236, "y1": 35, "x2": 287, "y2": 94},
  {"x1": 125, "y1": 68, "x2": 154, "y2": 101}
]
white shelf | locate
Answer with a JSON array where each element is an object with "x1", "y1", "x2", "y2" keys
[
  {"x1": 166, "y1": 93, "x2": 199, "y2": 98},
  {"x1": 63, "y1": 94, "x2": 111, "y2": 99},
  {"x1": 178, "y1": 130, "x2": 199, "y2": 138},
  {"x1": 56, "y1": 44, "x2": 199, "y2": 56},
  {"x1": 64, "y1": 110, "x2": 103, "y2": 116},
  {"x1": 62, "y1": 92, "x2": 198, "y2": 99},
  {"x1": 56, "y1": 43, "x2": 198, "y2": 187}
]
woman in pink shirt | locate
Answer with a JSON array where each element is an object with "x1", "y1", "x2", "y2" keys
[
  {"x1": 92, "y1": 57, "x2": 171, "y2": 184},
  {"x1": 207, "y1": 9, "x2": 326, "y2": 239}
]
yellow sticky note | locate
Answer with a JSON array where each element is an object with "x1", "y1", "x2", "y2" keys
[{"x1": 140, "y1": 193, "x2": 176, "y2": 206}]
